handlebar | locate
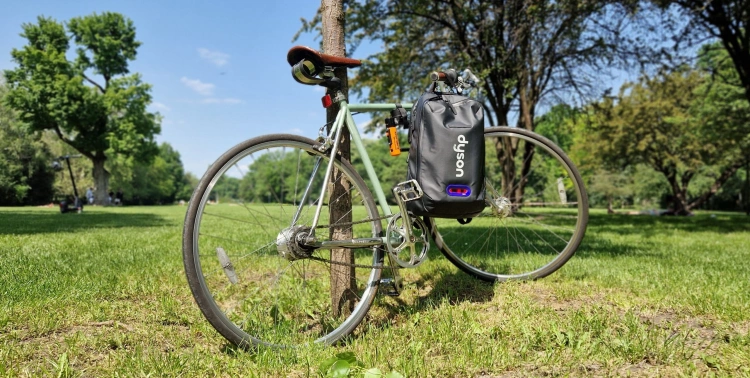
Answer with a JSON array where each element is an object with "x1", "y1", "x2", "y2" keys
[
  {"x1": 430, "y1": 68, "x2": 482, "y2": 94},
  {"x1": 430, "y1": 69, "x2": 458, "y2": 86}
]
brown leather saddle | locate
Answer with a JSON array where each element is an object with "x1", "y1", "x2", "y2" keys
[{"x1": 286, "y1": 45, "x2": 361, "y2": 69}]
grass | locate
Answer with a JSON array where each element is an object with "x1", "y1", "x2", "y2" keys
[{"x1": 1, "y1": 205, "x2": 749, "y2": 377}]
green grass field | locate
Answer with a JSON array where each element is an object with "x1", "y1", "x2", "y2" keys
[{"x1": 1, "y1": 206, "x2": 748, "y2": 377}]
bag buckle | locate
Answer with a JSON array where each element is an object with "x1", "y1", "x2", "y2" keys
[{"x1": 393, "y1": 180, "x2": 423, "y2": 202}]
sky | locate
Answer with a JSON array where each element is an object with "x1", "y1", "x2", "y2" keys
[{"x1": 0, "y1": 0, "x2": 382, "y2": 177}]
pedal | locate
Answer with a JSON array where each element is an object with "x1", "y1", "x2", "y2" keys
[
  {"x1": 379, "y1": 278, "x2": 401, "y2": 297},
  {"x1": 393, "y1": 180, "x2": 423, "y2": 202}
]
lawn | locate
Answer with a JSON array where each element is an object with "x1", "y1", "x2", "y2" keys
[{"x1": 0, "y1": 206, "x2": 748, "y2": 377}]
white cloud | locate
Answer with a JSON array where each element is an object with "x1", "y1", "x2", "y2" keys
[
  {"x1": 150, "y1": 102, "x2": 171, "y2": 111},
  {"x1": 198, "y1": 48, "x2": 230, "y2": 67},
  {"x1": 201, "y1": 97, "x2": 242, "y2": 104},
  {"x1": 180, "y1": 77, "x2": 214, "y2": 96}
]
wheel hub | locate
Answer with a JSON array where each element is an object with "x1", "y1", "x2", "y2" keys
[
  {"x1": 276, "y1": 226, "x2": 314, "y2": 261},
  {"x1": 492, "y1": 197, "x2": 513, "y2": 219}
]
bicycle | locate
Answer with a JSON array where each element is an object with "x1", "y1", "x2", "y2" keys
[{"x1": 182, "y1": 45, "x2": 589, "y2": 348}]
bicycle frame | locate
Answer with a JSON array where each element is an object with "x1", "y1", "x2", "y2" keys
[
  {"x1": 300, "y1": 99, "x2": 414, "y2": 286},
  {"x1": 308, "y1": 100, "x2": 413, "y2": 233}
]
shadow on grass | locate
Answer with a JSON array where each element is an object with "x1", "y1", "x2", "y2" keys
[
  {"x1": 415, "y1": 266, "x2": 495, "y2": 306},
  {"x1": 0, "y1": 210, "x2": 171, "y2": 235},
  {"x1": 572, "y1": 212, "x2": 750, "y2": 260},
  {"x1": 374, "y1": 266, "x2": 495, "y2": 324},
  {"x1": 588, "y1": 212, "x2": 750, "y2": 236}
]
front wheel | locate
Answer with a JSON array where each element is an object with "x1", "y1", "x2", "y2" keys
[
  {"x1": 183, "y1": 134, "x2": 383, "y2": 348},
  {"x1": 428, "y1": 127, "x2": 589, "y2": 281}
]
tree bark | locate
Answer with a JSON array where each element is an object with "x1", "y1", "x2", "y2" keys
[
  {"x1": 665, "y1": 170, "x2": 691, "y2": 215},
  {"x1": 92, "y1": 157, "x2": 110, "y2": 205},
  {"x1": 322, "y1": 0, "x2": 356, "y2": 318}
]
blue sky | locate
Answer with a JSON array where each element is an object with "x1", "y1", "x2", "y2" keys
[{"x1": 1, "y1": 0, "x2": 381, "y2": 176}]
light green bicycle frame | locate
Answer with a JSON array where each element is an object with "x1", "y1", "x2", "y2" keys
[{"x1": 306, "y1": 100, "x2": 413, "y2": 245}]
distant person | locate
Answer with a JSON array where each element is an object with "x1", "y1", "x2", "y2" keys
[
  {"x1": 108, "y1": 190, "x2": 114, "y2": 205},
  {"x1": 60, "y1": 195, "x2": 83, "y2": 214},
  {"x1": 115, "y1": 188, "x2": 124, "y2": 205},
  {"x1": 85, "y1": 187, "x2": 94, "y2": 205}
]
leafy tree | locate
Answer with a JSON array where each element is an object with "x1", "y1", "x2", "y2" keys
[
  {"x1": 0, "y1": 84, "x2": 55, "y2": 205},
  {"x1": 3, "y1": 13, "x2": 160, "y2": 205},
  {"x1": 176, "y1": 172, "x2": 199, "y2": 202},
  {"x1": 588, "y1": 169, "x2": 633, "y2": 213},
  {"x1": 300, "y1": 0, "x2": 633, "y2": 202},
  {"x1": 654, "y1": 0, "x2": 750, "y2": 103},
  {"x1": 111, "y1": 143, "x2": 188, "y2": 205},
  {"x1": 582, "y1": 64, "x2": 748, "y2": 214},
  {"x1": 213, "y1": 175, "x2": 240, "y2": 203},
  {"x1": 534, "y1": 104, "x2": 579, "y2": 152}
]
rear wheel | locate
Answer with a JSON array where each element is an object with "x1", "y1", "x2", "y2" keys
[
  {"x1": 183, "y1": 134, "x2": 383, "y2": 348},
  {"x1": 428, "y1": 127, "x2": 588, "y2": 281}
]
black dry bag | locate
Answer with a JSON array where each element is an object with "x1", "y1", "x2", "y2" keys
[{"x1": 406, "y1": 92, "x2": 486, "y2": 218}]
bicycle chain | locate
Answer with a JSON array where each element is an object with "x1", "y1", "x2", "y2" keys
[{"x1": 309, "y1": 214, "x2": 405, "y2": 269}]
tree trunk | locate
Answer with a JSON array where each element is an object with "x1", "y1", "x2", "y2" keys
[
  {"x1": 322, "y1": 0, "x2": 355, "y2": 318},
  {"x1": 497, "y1": 136, "x2": 517, "y2": 200},
  {"x1": 92, "y1": 157, "x2": 110, "y2": 206},
  {"x1": 744, "y1": 160, "x2": 750, "y2": 215},
  {"x1": 514, "y1": 139, "x2": 534, "y2": 206},
  {"x1": 665, "y1": 172, "x2": 691, "y2": 215},
  {"x1": 607, "y1": 195, "x2": 614, "y2": 214},
  {"x1": 687, "y1": 160, "x2": 745, "y2": 212}
]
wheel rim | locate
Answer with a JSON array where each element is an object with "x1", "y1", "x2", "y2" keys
[
  {"x1": 429, "y1": 128, "x2": 588, "y2": 281},
  {"x1": 186, "y1": 137, "x2": 382, "y2": 347}
]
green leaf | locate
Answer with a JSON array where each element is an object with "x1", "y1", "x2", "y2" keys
[
  {"x1": 318, "y1": 356, "x2": 339, "y2": 374},
  {"x1": 363, "y1": 368, "x2": 383, "y2": 378},
  {"x1": 329, "y1": 360, "x2": 350, "y2": 378},
  {"x1": 335, "y1": 351, "x2": 358, "y2": 365},
  {"x1": 384, "y1": 371, "x2": 405, "y2": 378}
]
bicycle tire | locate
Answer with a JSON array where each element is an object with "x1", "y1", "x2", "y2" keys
[
  {"x1": 427, "y1": 126, "x2": 589, "y2": 281},
  {"x1": 183, "y1": 134, "x2": 383, "y2": 348}
]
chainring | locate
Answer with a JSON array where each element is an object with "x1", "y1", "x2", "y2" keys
[{"x1": 386, "y1": 213, "x2": 430, "y2": 268}]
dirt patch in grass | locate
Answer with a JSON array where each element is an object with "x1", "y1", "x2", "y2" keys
[{"x1": 472, "y1": 283, "x2": 741, "y2": 376}]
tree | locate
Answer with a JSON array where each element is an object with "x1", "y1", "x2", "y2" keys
[
  {"x1": 108, "y1": 142, "x2": 189, "y2": 205},
  {"x1": 176, "y1": 172, "x2": 199, "y2": 202},
  {"x1": 534, "y1": 104, "x2": 579, "y2": 152},
  {"x1": 320, "y1": 0, "x2": 357, "y2": 318},
  {"x1": 0, "y1": 84, "x2": 55, "y2": 205},
  {"x1": 582, "y1": 65, "x2": 749, "y2": 214},
  {"x1": 3, "y1": 13, "x2": 160, "y2": 205},
  {"x1": 301, "y1": 0, "x2": 633, "y2": 202},
  {"x1": 588, "y1": 169, "x2": 633, "y2": 213},
  {"x1": 655, "y1": 0, "x2": 750, "y2": 103}
]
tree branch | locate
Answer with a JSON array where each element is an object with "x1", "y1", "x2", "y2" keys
[
  {"x1": 82, "y1": 73, "x2": 105, "y2": 94},
  {"x1": 52, "y1": 123, "x2": 94, "y2": 160},
  {"x1": 687, "y1": 159, "x2": 746, "y2": 210}
]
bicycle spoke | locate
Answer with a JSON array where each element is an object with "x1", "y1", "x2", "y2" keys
[
  {"x1": 184, "y1": 136, "x2": 382, "y2": 347},
  {"x1": 431, "y1": 127, "x2": 587, "y2": 281}
]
